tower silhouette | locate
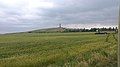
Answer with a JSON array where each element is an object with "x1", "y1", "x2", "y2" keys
[
  {"x1": 59, "y1": 24, "x2": 62, "y2": 32},
  {"x1": 59, "y1": 24, "x2": 62, "y2": 28}
]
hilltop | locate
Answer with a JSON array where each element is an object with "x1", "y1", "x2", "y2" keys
[{"x1": 27, "y1": 27, "x2": 66, "y2": 33}]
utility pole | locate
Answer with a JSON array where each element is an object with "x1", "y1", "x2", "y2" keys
[{"x1": 118, "y1": 7, "x2": 120, "y2": 67}]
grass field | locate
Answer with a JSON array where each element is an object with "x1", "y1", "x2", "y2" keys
[{"x1": 0, "y1": 32, "x2": 117, "y2": 67}]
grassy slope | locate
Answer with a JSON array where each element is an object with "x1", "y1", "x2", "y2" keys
[
  {"x1": 0, "y1": 32, "x2": 117, "y2": 67},
  {"x1": 27, "y1": 28, "x2": 66, "y2": 33}
]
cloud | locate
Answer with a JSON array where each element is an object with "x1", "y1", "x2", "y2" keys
[{"x1": 0, "y1": 0, "x2": 119, "y2": 33}]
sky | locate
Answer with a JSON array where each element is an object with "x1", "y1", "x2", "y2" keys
[{"x1": 0, "y1": 0, "x2": 119, "y2": 34}]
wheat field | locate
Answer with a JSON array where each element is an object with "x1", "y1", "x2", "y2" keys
[{"x1": 0, "y1": 32, "x2": 117, "y2": 67}]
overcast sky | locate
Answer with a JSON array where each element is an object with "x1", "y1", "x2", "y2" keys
[{"x1": 0, "y1": 0, "x2": 119, "y2": 34}]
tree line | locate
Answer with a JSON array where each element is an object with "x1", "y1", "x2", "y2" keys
[{"x1": 64, "y1": 27, "x2": 118, "y2": 32}]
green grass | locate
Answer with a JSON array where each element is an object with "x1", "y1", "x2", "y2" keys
[{"x1": 0, "y1": 32, "x2": 117, "y2": 67}]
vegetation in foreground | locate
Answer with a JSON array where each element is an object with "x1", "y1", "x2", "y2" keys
[{"x1": 0, "y1": 32, "x2": 117, "y2": 67}]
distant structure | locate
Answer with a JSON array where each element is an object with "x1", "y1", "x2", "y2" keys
[
  {"x1": 59, "y1": 24, "x2": 62, "y2": 32},
  {"x1": 59, "y1": 24, "x2": 62, "y2": 28}
]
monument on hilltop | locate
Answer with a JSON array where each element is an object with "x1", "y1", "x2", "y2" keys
[{"x1": 59, "y1": 24, "x2": 62, "y2": 28}]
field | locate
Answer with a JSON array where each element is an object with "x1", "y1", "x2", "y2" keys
[{"x1": 0, "y1": 32, "x2": 118, "y2": 67}]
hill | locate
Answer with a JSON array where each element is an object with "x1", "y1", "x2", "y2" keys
[{"x1": 27, "y1": 27, "x2": 66, "y2": 33}]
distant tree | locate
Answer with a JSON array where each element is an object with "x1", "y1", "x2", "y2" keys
[
  {"x1": 112, "y1": 27, "x2": 115, "y2": 30},
  {"x1": 100, "y1": 27, "x2": 104, "y2": 31},
  {"x1": 104, "y1": 27, "x2": 107, "y2": 31},
  {"x1": 115, "y1": 27, "x2": 118, "y2": 33},
  {"x1": 82, "y1": 28, "x2": 86, "y2": 32},
  {"x1": 90, "y1": 28, "x2": 97, "y2": 32},
  {"x1": 115, "y1": 27, "x2": 118, "y2": 30},
  {"x1": 108, "y1": 27, "x2": 112, "y2": 31}
]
